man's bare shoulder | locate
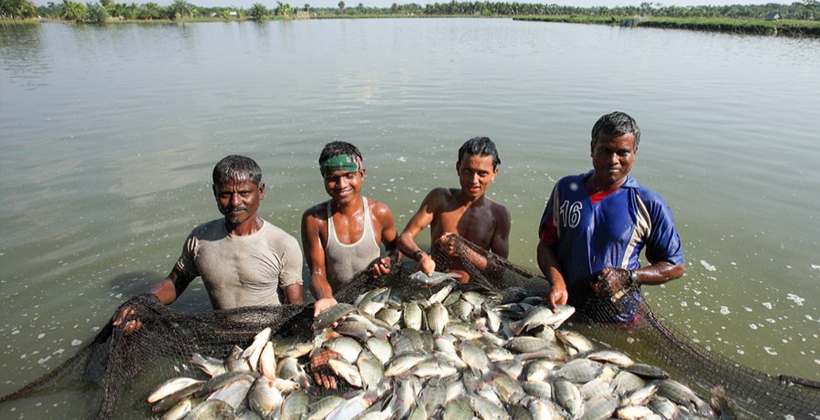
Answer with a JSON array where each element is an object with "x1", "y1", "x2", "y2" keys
[
  {"x1": 419, "y1": 187, "x2": 456, "y2": 209},
  {"x1": 367, "y1": 197, "x2": 393, "y2": 217},
  {"x1": 486, "y1": 197, "x2": 511, "y2": 217},
  {"x1": 302, "y1": 201, "x2": 330, "y2": 220}
]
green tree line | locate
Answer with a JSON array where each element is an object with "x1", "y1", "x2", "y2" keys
[{"x1": 3, "y1": 0, "x2": 817, "y2": 22}]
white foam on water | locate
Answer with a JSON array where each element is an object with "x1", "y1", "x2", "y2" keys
[
  {"x1": 764, "y1": 347, "x2": 778, "y2": 356},
  {"x1": 720, "y1": 306, "x2": 730, "y2": 315},
  {"x1": 762, "y1": 302, "x2": 773, "y2": 310},
  {"x1": 699, "y1": 260, "x2": 716, "y2": 271},
  {"x1": 786, "y1": 294, "x2": 804, "y2": 306},
  {"x1": 71, "y1": 339, "x2": 82, "y2": 346},
  {"x1": 749, "y1": 324, "x2": 758, "y2": 330},
  {"x1": 37, "y1": 333, "x2": 45, "y2": 339}
]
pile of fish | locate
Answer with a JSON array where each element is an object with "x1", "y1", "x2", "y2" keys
[{"x1": 145, "y1": 271, "x2": 728, "y2": 420}]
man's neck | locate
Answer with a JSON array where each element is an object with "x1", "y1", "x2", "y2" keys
[
  {"x1": 587, "y1": 173, "x2": 625, "y2": 194},
  {"x1": 457, "y1": 190, "x2": 485, "y2": 207},
  {"x1": 225, "y1": 216, "x2": 263, "y2": 236},
  {"x1": 331, "y1": 195, "x2": 364, "y2": 217}
]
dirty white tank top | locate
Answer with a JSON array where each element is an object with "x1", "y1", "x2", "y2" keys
[{"x1": 325, "y1": 197, "x2": 381, "y2": 290}]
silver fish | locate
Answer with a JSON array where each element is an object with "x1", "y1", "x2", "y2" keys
[
  {"x1": 357, "y1": 349, "x2": 385, "y2": 390},
  {"x1": 556, "y1": 330, "x2": 594, "y2": 355},
  {"x1": 442, "y1": 394, "x2": 473, "y2": 420},
  {"x1": 426, "y1": 301, "x2": 449, "y2": 335},
  {"x1": 587, "y1": 350, "x2": 635, "y2": 367},
  {"x1": 357, "y1": 287, "x2": 391, "y2": 316},
  {"x1": 366, "y1": 336, "x2": 394, "y2": 365},
  {"x1": 325, "y1": 390, "x2": 381, "y2": 420},
  {"x1": 328, "y1": 357, "x2": 364, "y2": 388},
  {"x1": 207, "y1": 374, "x2": 254, "y2": 411},
  {"x1": 195, "y1": 371, "x2": 257, "y2": 399},
  {"x1": 248, "y1": 376, "x2": 283, "y2": 419},
  {"x1": 489, "y1": 371, "x2": 526, "y2": 405},
  {"x1": 273, "y1": 337, "x2": 314, "y2": 359},
  {"x1": 553, "y1": 358, "x2": 603, "y2": 383},
  {"x1": 375, "y1": 307, "x2": 403, "y2": 327},
  {"x1": 580, "y1": 394, "x2": 619, "y2": 420},
  {"x1": 522, "y1": 380, "x2": 552, "y2": 400},
  {"x1": 553, "y1": 379, "x2": 583, "y2": 419},
  {"x1": 275, "y1": 356, "x2": 309, "y2": 388},
  {"x1": 610, "y1": 370, "x2": 646, "y2": 397},
  {"x1": 306, "y1": 395, "x2": 345, "y2": 420},
  {"x1": 509, "y1": 305, "x2": 574, "y2": 336},
  {"x1": 323, "y1": 336, "x2": 363, "y2": 363},
  {"x1": 403, "y1": 301, "x2": 423, "y2": 330},
  {"x1": 468, "y1": 392, "x2": 511, "y2": 420},
  {"x1": 410, "y1": 270, "x2": 461, "y2": 285},
  {"x1": 147, "y1": 377, "x2": 204, "y2": 404},
  {"x1": 615, "y1": 405, "x2": 656, "y2": 420},
  {"x1": 428, "y1": 282, "x2": 456, "y2": 305},
  {"x1": 226, "y1": 345, "x2": 252, "y2": 373},
  {"x1": 259, "y1": 341, "x2": 276, "y2": 380},
  {"x1": 161, "y1": 397, "x2": 192, "y2": 420},
  {"x1": 314, "y1": 303, "x2": 358, "y2": 331},
  {"x1": 183, "y1": 399, "x2": 235, "y2": 420},
  {"x1": 384, "y1": 353, "x2": 428, "y2": 377},
  {"x1": 150, "y1": 381, "x2": 202, "y2": 413},
  {"x1": 459, "y1": 341, "x2": 492, "y2": 375},
  {"x1": 279, "y1": 389, "x2": 309, "y2": 420},
  {"x1": 190, "y1": 353, "x2": 227, "y2": 378},
  {"x1": 242, "y1": 327, "x2": 271, "y2": 372}
]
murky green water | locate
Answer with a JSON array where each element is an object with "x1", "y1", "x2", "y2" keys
[{"x1": 1, "y1": 19, "x2": 818, "y2": 415}]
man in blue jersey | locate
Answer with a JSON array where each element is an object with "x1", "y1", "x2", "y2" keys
[{"x1": 537, "y1": 112, "x2": 685, "y2": 322}]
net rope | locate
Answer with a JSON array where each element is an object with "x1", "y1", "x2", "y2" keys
[{"x1": 1, "y1": 234, "x2": 818, "y2": 419}]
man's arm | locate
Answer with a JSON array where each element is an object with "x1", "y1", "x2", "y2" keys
[
  {"x1": 282, "y1": 283, "x2": 304, "y2": 305},
  {"x1": 633, "y1": 261, "x2": 684, "y2": 286},
  {"x1": 370, "y1": 201, "x2": 400, "y2": 277},
  {"x1": 301, "y1": 209, "x2": 336, "y2": 317},
  {"x1": 112, "y1": 267, "x2": 192, "y2": 335},
  {"x1": 537, "y1": 239, "x2": 568, "y2": 309},
  {"x1": 397, "y1": 189, "x2": 444, "y2": 276}
]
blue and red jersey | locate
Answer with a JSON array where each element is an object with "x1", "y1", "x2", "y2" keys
[{"x1": 539, "y1": 171, "x2": 684, "y2": 321}]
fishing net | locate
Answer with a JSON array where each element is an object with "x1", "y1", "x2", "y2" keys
[{"x1": 1, "y1": 234, "x2": 819, "y2": 420}]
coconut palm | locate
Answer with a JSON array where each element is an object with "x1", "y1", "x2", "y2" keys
[{"x1": 249, "y1": 2, "x2": 267, "y2": 20}]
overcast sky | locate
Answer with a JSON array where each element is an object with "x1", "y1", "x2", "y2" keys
[{"x1": 35, "y1": 0, "x2": 786, "y2": 12}]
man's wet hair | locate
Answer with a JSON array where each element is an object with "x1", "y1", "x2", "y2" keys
[
  {"x1": 591, "y1": 111, "x2": 641, "y2": 151},
  {"x1": 458, "y1": 137, "x2": 501, "y2": 169},
  {"x1": 212, "y1": 155, "x2": 263, "y2": 186},
  {"x1": 319, "y1": 141, "x2": 363, "y2": 165}
]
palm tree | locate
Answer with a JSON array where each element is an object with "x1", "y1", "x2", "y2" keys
[
  {"x1": 169, "y1": 0, "x2": 192, "y2": 20},
  {"x1": 338, "y1": 0, "x2": 344, "y2": 11},
  {"x1": 249, "y1": 2, "x2": 267, "y2": 20}
]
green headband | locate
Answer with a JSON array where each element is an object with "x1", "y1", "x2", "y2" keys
[{"x1": 320, "y1": 154, "x2": 363, "y2": 174}]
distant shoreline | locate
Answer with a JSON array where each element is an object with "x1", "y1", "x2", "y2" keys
[
  {"x1": 5, "y1": 15, "x2": 819, "y2": 38},
  {"x1": 515, "y1": 15, "x2": 820, "y2": 37}
]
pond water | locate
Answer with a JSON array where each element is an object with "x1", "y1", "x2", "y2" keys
[{"x1": 1, "y1": 18, "x2": 819, "y2": 415}]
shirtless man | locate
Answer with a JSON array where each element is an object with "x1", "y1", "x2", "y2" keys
[
  {"x1": 398, "y1": 137, "x2": 511, "y2": 281},
  {"x1": 302, "y1": 141, "x2": 399, "y2": 318}
]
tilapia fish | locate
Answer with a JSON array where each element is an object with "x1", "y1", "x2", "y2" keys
[
  {"x1": 409, "y1": 270, "x2": 461, "y2": 285},
  {"x1": 145, "y1": 279, "x2": 724, "y2": 420}
]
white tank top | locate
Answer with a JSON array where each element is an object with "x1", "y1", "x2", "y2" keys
[{"x1": 325, "y1": 197, "x2": 381, "y2": 290}]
